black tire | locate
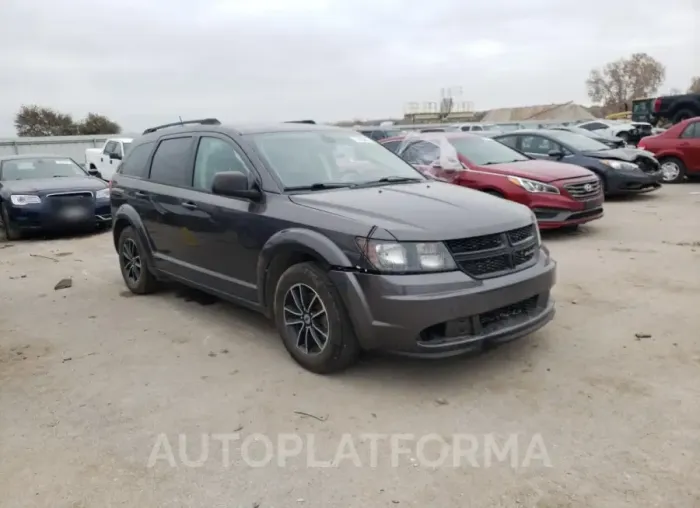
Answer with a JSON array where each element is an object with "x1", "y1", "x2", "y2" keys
[
  {"x1": 483, "y1": 190, "x2": 504, "y2": 198},
  {"x1": 118, "y1": 226, "x2": 160, "y2": 294},
  {"x1": 1, "y1": 204, "x2": 21, "y2": 241},
  {"x1": 672, "y1": 108, "x2": 695, "y2": 124},
  {"x1": 274, "y1": 262, "x2": 360, "y2": 374},
  {"x1": 658, "y1": 156, "x2": 687, "y2": 184}
]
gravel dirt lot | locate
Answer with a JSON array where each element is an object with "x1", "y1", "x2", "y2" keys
[{"x1": 1, "y1": 184, "x2": 699, "y2": 508}]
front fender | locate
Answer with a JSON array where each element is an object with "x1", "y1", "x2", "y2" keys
[
  {"x1": 256, "y1": 228, "x2": 354, "y2": 309},
  {"x1": 113, "y1": 204, "x2": 156, "y2": 269}
]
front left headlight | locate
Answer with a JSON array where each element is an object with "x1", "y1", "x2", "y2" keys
[
  {"x1": 356, "y1": 238, "x2": 457, "y2": 273},
  {"x1": 507, "y1": 176, "x2": 560, "y2": 194},
  {"x1": 10, "y1": 194, "x2": 41, "y2": 206},
  {"x1": 601, "y1": 160, "x2": 639, "y2": 171},
  {"x1": 95, "y1": 188, "x2": 110, "y2": 199}
]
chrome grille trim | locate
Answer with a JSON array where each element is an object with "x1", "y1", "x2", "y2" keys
[{"x1": 564, "y1": 180, "x2": 602, "y2": 201}]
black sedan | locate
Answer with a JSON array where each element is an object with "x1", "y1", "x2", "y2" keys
[
  {"x1": 493, "y1": 130, "x2": 663, "y2": 196},
  {"x1": 0, "y1": 155, "x2": 111, "y2": 240},
  {"x1": 549, "y1": 125, "x2": 626, "y2": 149}
]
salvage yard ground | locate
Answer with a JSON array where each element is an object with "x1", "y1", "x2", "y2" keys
[{"x1": 1, "y1": 185, "x2": 700, "y2": 508}]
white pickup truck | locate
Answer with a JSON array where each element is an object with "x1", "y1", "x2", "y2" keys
[{"x1": 85, "y1": 137, "x2": 133, "y2": 180}]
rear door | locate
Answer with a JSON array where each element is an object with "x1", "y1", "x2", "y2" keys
[
  {"x1": 680, "y1": 121, "x2": 700, "y2": 171},
  {"x1": 143, "y1": 135, "x2": 197, "y2": 278}
]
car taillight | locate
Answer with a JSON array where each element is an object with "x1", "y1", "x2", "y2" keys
[
  {"x1": 653, "y1": 97, "x2": 662, "y2": 113},
  {"x1": 108, "y1": 179, "x2": 113, "y2": 190}
]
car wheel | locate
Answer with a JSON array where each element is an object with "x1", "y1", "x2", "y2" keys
[
  {"x1": 274, "y1": 262, "x2": 360, "y2": 374},
  {"x1": 1, "y1": 204, "x2": 21, "y2": 241},
  {"x1": 118, "y1": 226, "x2": 160, "y2": 294},
  {"x1": 672, "y1": 109, "x2": 694, "y2": 124},
  {"x1": 483, "y1": 190, "x2": 504, "y2": 198},
  {"x1": 658, "y1": 157, "x2": 686, "y2": 183}
]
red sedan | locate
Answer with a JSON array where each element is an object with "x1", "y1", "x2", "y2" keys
[
  {"x1": 638, "y1": 116, "x2": 700, "y2": 183},
  {"x1": 382, "y1": 132, "x2": 604, "y2": 230}
]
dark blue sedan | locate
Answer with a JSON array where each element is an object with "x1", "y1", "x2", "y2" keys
[{"x1": 0, "y1": 155, "x2": 111, "y2": 240}]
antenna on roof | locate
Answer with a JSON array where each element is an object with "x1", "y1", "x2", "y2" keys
[{"x1": 178, "y1": 116, "x2": 184, "y2": 125}]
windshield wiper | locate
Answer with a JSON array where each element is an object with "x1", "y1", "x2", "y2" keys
[
  {"x1": 357, "y1": 176, "x2": 424, "y2": 186},
  {"x1": 284, "y1": 182, "x2": 354, "y2": 191}
]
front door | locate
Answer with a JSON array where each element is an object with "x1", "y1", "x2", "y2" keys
[
  {"x1": 680, "y1": 121, "x2": 700, "y2": 171},
  {"x1": 171, "y1": 134, "x2": 262, "y2": 302}
]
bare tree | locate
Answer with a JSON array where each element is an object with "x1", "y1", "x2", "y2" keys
[
  {"x1": 586, "y1": 53, "x2": 666, "y2": 114},
  {"x1": 689, "y1": 76, "x2": 700, "y2": 94},
  {"x1": 14, "y1": 105, "x2": 78, "y2": 137}
]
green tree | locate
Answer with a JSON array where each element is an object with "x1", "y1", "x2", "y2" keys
[
  {"x1": 14, "y1": 105, "x2": 78, "y2": 137},
  {"x1": 586, "y1": 53, "x2": 666, "y2": 114},
  {"x1": 77, "y1": 113, "x2": 121, "y2": 135}
]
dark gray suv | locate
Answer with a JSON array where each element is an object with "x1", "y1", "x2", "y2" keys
[{"x1": 111, "y1": 118, "x2": 556, "y2": 373}]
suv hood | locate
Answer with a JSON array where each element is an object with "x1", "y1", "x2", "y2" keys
[
  {"x1": 0, "y1": 177, "x2": 107, "y2": 195},
  {"x1": 473, "y1": 159, "x2": 594, "y2": 183},
  {"x1": 290, "y1": 181, "x2": 533, "y2": 241},
  {"x1": 582, "y1": 147, "x2": 657, "y2": 163}
]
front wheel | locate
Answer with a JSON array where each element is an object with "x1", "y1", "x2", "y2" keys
[
  {"x1": 1, "y1": 205, "x2": 21, "y2": 241},
  {"x1": 274, "y1": 262, "x2": 360, "y2": 374},
  {"x1": 659, "y1": 157, "x2": 686, "y2": 183},
  {"x1": 118, "y1": 226, "x2": 160, "y2": 294}
]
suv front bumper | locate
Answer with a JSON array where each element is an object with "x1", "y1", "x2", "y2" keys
[{"x1": 330, "y1": 248, "x2": 556, "y2": 357}]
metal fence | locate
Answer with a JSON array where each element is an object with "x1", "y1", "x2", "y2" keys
[{"x1": 0, "y1": 134, "x2": 134, "y2": 163}]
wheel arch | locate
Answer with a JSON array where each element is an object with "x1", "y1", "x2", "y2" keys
[
  {"x1": 112, "y1": 204, "x2": 156, "y2": 268},
  {"x1": 257, "y1": 229, "x2": 353, "y2": 317}
]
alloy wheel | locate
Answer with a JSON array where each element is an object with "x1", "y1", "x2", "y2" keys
[
  {"x1": 121, "y1": 238, "x2": 142, "y2": 285},
  {"x1": 661, "y1": 161, "x2": 680, "y2": 182},
  {"x1": 283, "y1": 283, "x2": 329, "y2": 355}
]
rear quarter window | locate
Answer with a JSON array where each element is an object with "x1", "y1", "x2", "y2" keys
[
  {"x1": 117, "y1": 141, "x2": 154, "y2": 178},
  {"x1": 148, "y1": 137, "x2": 195, "y2": 187}
]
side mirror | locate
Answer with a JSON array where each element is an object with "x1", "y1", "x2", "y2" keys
[
  {"x1": 547, "y1": 150, "x2": 564, "y2": 159},
  {"x1": 109, "y1": 152, "x2": 122, "y2": 160},
  {"x1": 88, "y1": 168, "x2": 102, "y2": 178},
  {"x1": 212, "y1": 172, "x2": 261, "y2": 200}
]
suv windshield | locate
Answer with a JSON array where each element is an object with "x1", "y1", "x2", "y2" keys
[
  {"x1": 249, "y1": 130, "x2": 425, "y2": 189},
  {"x1": 547, "y1": 130, "x2": 610, "y2": 152},
  {"x1": 450, "y1": 136, "x2": 529, "y2": 165},
  {"x1": 0, "y1": 157, "x2": 86, "y2": 181}
]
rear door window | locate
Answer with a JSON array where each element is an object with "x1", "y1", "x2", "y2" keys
[
  {"x1": 148, "y1": 137, "x2": 195, "y2": 187},
  {"x1": 681, "y1": 122, "x2": 699, "y2": 138},
  {"x1": 118, "y1": 141, "x2": 154, "y2": 178}
]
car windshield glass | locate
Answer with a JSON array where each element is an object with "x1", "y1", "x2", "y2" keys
[
  {"x1": 450, "y1": 136, "x2": 529, "y2": 165},
  {"x1": 0, "y1": 158, "x2": 86, "y2": 181},
  {"x1": 547, "y1": 130, "x2": 610, "y2": 151},
  {"x1": 248, "y1": 130, "x2": 426, "y2": 189}
]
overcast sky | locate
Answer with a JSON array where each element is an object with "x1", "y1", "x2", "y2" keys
[{"x1": 0, "y1": 0, "x2": 697, "y2": 135}]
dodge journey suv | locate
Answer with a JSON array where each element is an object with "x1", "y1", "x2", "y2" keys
[{"x1": 111, "y1": 118, "x2": 557, "y2": 373}]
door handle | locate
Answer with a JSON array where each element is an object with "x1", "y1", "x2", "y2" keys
[
  {"x1": 134, "y1": 191, "x2": 148, "y2": 198},
  {"x1": 181, "y1": 201, "x2": 198, "y2": 210},
  {"x1": 100, "y1": 157, "x2": 104, "y2": 162}
]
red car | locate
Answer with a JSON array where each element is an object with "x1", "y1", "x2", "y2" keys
[
  {"x1": 381, "y1": 133, "x2": 604, "y2": 230},
  {"x1": 637, "y1": 116, "x2": 700, "y2": 183}
]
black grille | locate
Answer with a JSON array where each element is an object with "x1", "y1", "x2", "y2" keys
[
  {"x1": 635, "y1": 156, "x2": 660, "y2": 173},
  {"x1": 479, "y1": 296, "x2": 539, "y2": 333},
  {"x1": 445, "y1": 224, "x2": 539, "y2": 279},
  {"x1": 564, "y1": 179, "x2": 602, "y2": 201}
]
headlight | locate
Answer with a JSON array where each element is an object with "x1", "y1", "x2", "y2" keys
[
  {"x1": 10, "y1": 195, "x2": 41, "y2": 206},
  {"x1": 356, "y1": 238, "x2": 457, "y2": 273},
  {"x1": 95, "y1": 188, "x2": 110, "y2": 199},
  {"x1": 601, "y1": 160, "x2": 639, "y2": 171},
  {"x1": 507, "y1": 176, "x2": 560, "y2": 194}
]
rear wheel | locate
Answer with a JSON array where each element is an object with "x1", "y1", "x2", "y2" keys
[
  {"x1": 672, "y1": 109, "x2": 695, "y2": 124},
  {"x1": 658, "y1": 157, "x2": 686, "y2": 183},
  {"x1": 483, "y1": 190, "x2": 504, "y2": 198},
  {"x1": 274, "y1": 262, "x2": 360, "y2": 374},
  {"x1": 0, "y1": 205, "x2": 21, "y2": 241},
  {"x1": 118, "y1": 226, "x2": 160, "y2": 294}
]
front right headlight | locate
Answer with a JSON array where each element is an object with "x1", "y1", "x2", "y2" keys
[
  {"x1": 95, "y1": 188, "x2": 110, "y2": 199},
  {"x1": 356, "y1": 238, "x2": 457, "y2": 273},
  {"x1": 10, "y1": 194, "x2": 41, "y2": 206}
]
